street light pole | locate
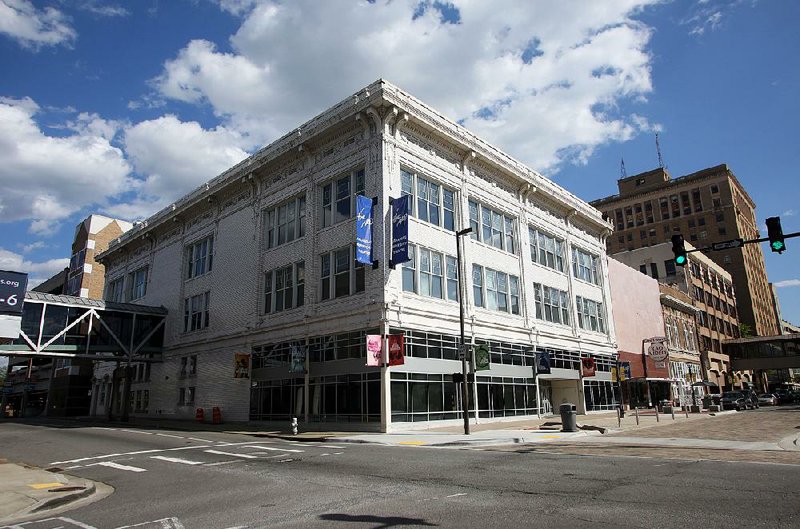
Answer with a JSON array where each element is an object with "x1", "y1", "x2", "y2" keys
[{"x1": 456, "y1": 227, "x2": 472, "y2": 435}]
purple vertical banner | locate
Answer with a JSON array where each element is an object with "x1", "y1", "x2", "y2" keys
[
  {"x1": 355, "y1": 195, "x2": 373, "y2": 265},
  {"x1": 391, "y1": 195, "x2": 410, "y2": 265}
]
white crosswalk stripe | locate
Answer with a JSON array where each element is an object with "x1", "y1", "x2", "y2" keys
[
  {"x1": 150, "y1": 455, "x2": 205, "y2": 465},
  {"x1": 93, "y1": 461, "x2": 148, "y2": 472},
  {"x1": 204, "y1": 450, "x2": 258, "y2": 459},
  {"x1": 244, "y1": 445, "x2": 303, "y2": 453}
]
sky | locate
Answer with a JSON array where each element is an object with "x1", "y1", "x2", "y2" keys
[{"x1": 0, "y1": 0, "x2": 797, "y2": 324}]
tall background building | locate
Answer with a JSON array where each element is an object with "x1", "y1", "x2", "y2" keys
[{"x1": 591, "y1": 164, "x2": 779, "y2": 337}]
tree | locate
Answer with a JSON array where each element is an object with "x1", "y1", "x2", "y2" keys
[{"x1": 739, "y1": 323, "x2": 753, "y2": 338}]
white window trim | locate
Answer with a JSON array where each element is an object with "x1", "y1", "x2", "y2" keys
[
  {"x1": 264, "y1": 195, "x2": 306, "y2": 249},
  {"x1": 321, "y1": 168, "x2": 365, "y2": 229},
  {"x1": 264, "y1": 261, "x2": 305, "y2": 314},
  {"x1": 400, "y1": 168, "x2": 457, "y2": 232},
  {"x1": 468, "y1": 200, "x2": 517, "y2": 254},
  {"x1": 186, "y1": 234, "x2": 214, "y2": 280},
  {"x1": 401, "y1": 244, "x2": 458, "y2": 302},
  {"x1": 319, "y1": 246, "x2": 365, "y2": 301}
]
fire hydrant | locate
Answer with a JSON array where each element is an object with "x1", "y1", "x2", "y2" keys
[{"x1": 291, "y1": 417, "x2": 298, "y2": 435}]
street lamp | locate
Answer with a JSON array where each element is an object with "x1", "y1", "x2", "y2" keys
[{"x1": 456, "y1": 227, "x2": 473, "y2": 435}]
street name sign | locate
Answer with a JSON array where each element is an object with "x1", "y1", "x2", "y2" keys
[{"x1": 711, "y1": 238, "x2": 744, "y2": 251}]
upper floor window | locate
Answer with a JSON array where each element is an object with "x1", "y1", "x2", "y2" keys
[
  {"x1": 401, "y1": 245, "x2": 458, "y2": 301},
  {"x1": 106, "y1": 277, "x2": 124, "y2": 302},
  {"x1": 576, "y1": 296, "x2": 606, "y2": 333},
  {"x1": 66, "y1": 274, "x2": 83, "y2": 297},
  {"x1": 320, "y1": 246, "x2": 364, "y2": 301},
  {"x1": 265, "y1": 195, "x2": 306, "y2": 248},
  {"x1": 469, "y1": 201, "x2": 515, "y2": 253},
  {"x1": 187, "y1": 235, "x2": 214, "y2": 279},
  {"x1": 322, "y1": 169, "x2": 364, "y2": 228},
  {"x1": 69, "y1": 248, "x2": 86, "y2": 274},
  {"x1": 129, "y1": 267, "x2": 148, "y2": 301},
  {"x1": 472, "y1": 265, "x2": 520, "y2": 314},
  {"x1": 400, "y1": 169, "x2": 456, "y2": 231},
  {"x1": 264, "y1": 261, "x2": 305, "y2": 314},
  {"x1": 184, "y1": 292, "x2": 210, "y2": 332},
  {"x1": 533, "y1": 283, "x2": 570, "y2": 325},
  {"x1": 529, "y1": 228, "x2": 565, "y2": 273},
  {"x1": 572, "y1": 247, "x2": 600, "y2": 285}
]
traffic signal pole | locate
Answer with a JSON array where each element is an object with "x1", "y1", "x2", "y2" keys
[{"x1": 684, "y1": 231, "x2": 800, "y2": 257}]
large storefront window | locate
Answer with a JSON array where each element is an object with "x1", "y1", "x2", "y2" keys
[{"x1": 583, "y1": 380, "x2": 620, "y2": 411}]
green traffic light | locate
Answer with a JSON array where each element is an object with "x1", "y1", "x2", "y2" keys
[
  {"x1": 771, "y1": 241, "x2": 785, "y2": 252},
  {"x1": 675, "y1": 255, "x2": 686, "y2": 265}
]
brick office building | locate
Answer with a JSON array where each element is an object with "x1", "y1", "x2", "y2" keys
[
  {"x1": 95, "y1": 80, "x2": 619, "y2": 429},
  {"x1": 591, "y1": 165, "x2": 779, "y2": 338}
]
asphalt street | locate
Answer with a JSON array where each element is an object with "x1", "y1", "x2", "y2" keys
[{"x1": 1, "y1": 420, "x2": 799, "y2": 529}]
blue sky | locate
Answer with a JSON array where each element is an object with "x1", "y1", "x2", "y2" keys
[{"x1": 0, "y1": 0, "x2": 797, "y2": 324}]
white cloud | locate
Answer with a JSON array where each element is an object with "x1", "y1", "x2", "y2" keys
[
  {"x1": 120, "y1": 115, "x2": 250, "y2": 218},
  {"x1": 18, "y1": 241, "x2": 46, "y2": 253},
  {"x1": 774, "y1": 279, "x2": 800, "y2": 289},
  {"x1": 782, "y1": 209, "x2": 796, "y2": 217},
  {"x1": 0, "y1": 97, "x2": 132, "y2": 232},
  {"x1": 152, "y1": 0, "x2": 661, "y2": 174},
  {"x1": 0, "y1": 0, "x2": 76, "y2": 49},
  {"x1": 0, "y1": 248, "x2": 69, "y2": 286},
  {"x1": 78, "y1": 1, "x2": 130, "y2": 18}
]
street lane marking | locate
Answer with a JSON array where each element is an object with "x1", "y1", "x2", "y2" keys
[
  {"x1": 50, "y1": 445, "x2": 218, "y2": 466},
  {"x1": 93, "y1": 462, "x2": 148, "y2": 473},
  {"x1": 204, "y1": 461, "x2": 240, "y2": 467},
  {"x1": 244, "y1": 445, "x2": 303, "y2": 453},
  {"x1": 116, "y1": 518, "x2": 185, "y2": 528},
  {"x1": 188, "y1": 437, "x2": 216, "y2": 443},
  {"x1": 398, "y1": 441, "x2": 427, "y2": 446},
  {"x1": 28, "y1": 482, "x2": 63, "y2": 489},
  {"x1": 150, "y1": 456, "x2": 204, "y2": 465},
  {"x1": 315, "y1": 444, "x2": 347, "y2": 449},
  {"x1": 204, "y1": 450, "x2": 257, "y2": 459},
  {"x1": 155, "y1": 433, "x2": 185, "y2": 439},
  {"x1": 120, "y1": 429, "x2": 154, "y2": 435},
  {"x1": 446, "y1": 493, "x2": 468, "y2": 498}
]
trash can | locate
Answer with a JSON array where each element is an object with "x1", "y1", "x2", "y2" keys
[{"x1": 560, "y1": 403, "x2": 578, "y2": 432}]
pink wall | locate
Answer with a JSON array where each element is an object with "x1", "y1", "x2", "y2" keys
[{"x1": 608, "y1": 258, "x2": 665, "y2": 355}]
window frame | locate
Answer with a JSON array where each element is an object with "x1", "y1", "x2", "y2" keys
[
  {"x1": 183, "y1": 291, "x2": 210, "y2": 332},
  {"x1": 106, "y1": 276, "x2": 125, "y2": 302},
  {"x1": 264, "y1": 261, "x2": 305, "y2": 314},
  {"x1": 129, "y1": 266, "x2": 148, "y2": 301},
  {"x1": 265, "y1": 194, "x2": 306, "y2": 249},
  {"x1": 571, "y1": 247, "x2": 600, "y2": 285},
  {"x1": 320, "y1": 246, "x2": 365, "y2": 301},
  {"x1": 468, "y1": 200, "x2": 516, "y2": 254},
  {"x1": 400, "y1": 168, "x2": 456, "y2": 231},
  {"x1": 473, "y1": 265, "x2": 520, "y2": 315},
  {"x1": 529, "y1": 227, "x2": 565, "y2": 273},
  {"x1": 533, "y1": 283, "x2": 570, "y2": 325},
  {"x1": 322, "y1": 169, "x2": 364, "y2": 228},
  {"x1": 576, "y1": 296, "x2": 606, "y2": 333},
  {"x1": 186, "y1": 234, "x2": 214, "y2": 279}
]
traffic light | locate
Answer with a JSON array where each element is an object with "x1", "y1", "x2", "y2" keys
[
  {"x1": 671, "y1": 234, "x2": 687, "y2": 266},
  {"x1": 766, "y1": 216, "x2": 786, "y2": 253}
]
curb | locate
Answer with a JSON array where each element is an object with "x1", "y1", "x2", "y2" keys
[
  {"x1": 31, "y1": 482, "x2": 96, "y2": 513},
  {"x1": 777, "y1": 433, "x2": 800, "y2": 452}
]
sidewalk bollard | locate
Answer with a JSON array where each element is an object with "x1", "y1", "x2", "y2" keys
[
  {"x1": 655, "y1": 404, "x2": 660, "y2": 422},
  {"x1": 291, "y1": 417, "x2": 298, "y2": 435},
  {"x1": 635, "y1": 407, "x2": 639, "y2": 425},
  {"x1": 671, "y1": 405, "x2": 675, "y2": 421},
  {"x1": 617, "y1": 407, "x2": 621, "y2": 428},
  {"x1": 684, "y1": 404, "x2": 689, "y2": 419}
]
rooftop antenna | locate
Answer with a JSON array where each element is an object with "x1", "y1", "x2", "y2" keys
[
  {"x1": 620, "y1": 158, "x2": 627, "y2": 178},
  {"x1": 655, "y1": 132, "x2": 664, "y2": 169}
]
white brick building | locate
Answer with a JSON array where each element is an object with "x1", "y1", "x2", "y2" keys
[{"x1": 95, "y1": 80, "x2": 618, "y2": 431}]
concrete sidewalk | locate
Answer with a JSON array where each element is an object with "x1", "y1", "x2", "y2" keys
[{"x1": 0, "y1": 460, "x2": 111, "y2": 524}]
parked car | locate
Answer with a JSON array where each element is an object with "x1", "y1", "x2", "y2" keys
[
  {"x1": 774, "y1": 390, "x2": 795, "y2": 404},
  {"x1": 721, "y1": 391, "x2": 747, "y2": 411},
  {"x1": 758, "y1": 393, "x2": 778, "y2": 406}
]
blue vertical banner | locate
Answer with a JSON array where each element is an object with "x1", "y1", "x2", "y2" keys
[
  {"x1": 355, "y1": 195, "x2": 374, "y2": 265},
  {"x1": 535, "y1": 350, "x2": 551, "y2": 375},
  {"x1": 391, "y1": 195, "x2": 410, "y2": 265}
]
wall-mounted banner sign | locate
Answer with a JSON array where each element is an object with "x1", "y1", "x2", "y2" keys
[
  {"x1": 387, "y1": 334, "x2": 405, "y2": 366},
  {"x1": 474, "y1": 344, "x2": 490, "y2": 371},
  {"x1": 612, "y1": 361, "x2": 633, "y2": 382},
  {"x1": 535, "y1": 351, "x2": 551, "y2": 375},
  {"x1": 234, "y1": 353, "x2": 251, "y2": 379},
  {"x1": 391, "y1": 195, "x2": 410, "y2": 265},
  {"x1": 0, "y1": 270, "x2": 28, "y2": 315},
  {"x1": 289, "y1": 345, "x2": 307, "y2": 373},
  {"x1": 356, "y1": 195, "x2": 374, "y2": 265},
  {"x1": 581, "y1": 357, "x2": 596, "y2": 378},
  {"x1": 366, "y1": 334, "x2": 383, "y2": 367}
]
